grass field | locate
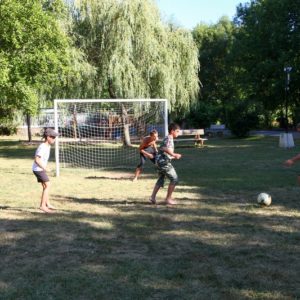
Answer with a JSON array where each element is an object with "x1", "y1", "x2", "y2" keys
[{"x1": 0, "y1": 136, "x2": 299, "y2": 299}]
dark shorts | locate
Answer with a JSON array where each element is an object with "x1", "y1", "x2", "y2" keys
[
  {"x1": 33, "y1": 171, "x2": 49, "y2": 183},
  {"x1": 156, "y1": 161, "x2": 179, "y2": 187},
  {"x1": 137, "y1": 147, "x2": 156, "y2": 169}
]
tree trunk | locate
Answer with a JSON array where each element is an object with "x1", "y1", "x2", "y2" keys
[
  {"x1": 108, "y1": 78, "x2": 132, "y2": 146},
  {"x1": 108, "y1": 78, "x2": 117, "y2": 99},
  {"x1": 121, "y1": 104, "x2": 132, "y2": 147},
  {"x1": 72, "y1": 104, "x2": 81, "y2": 140},
  {"x1": 26, "y1": 113, "x2": 32, "y2": 142}
]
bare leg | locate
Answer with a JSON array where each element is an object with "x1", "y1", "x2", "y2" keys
[
  {"x1": 133, "y1": 167, "x2": 141, "y2": 181},
  {"x1": 149, "y1": 184, "x2": 161, "y2": 204},
  {"x1": 44, "y1": 182, "x2": 56, "y2": 209},
  {"x1": 196, "y1": 139, "x2": 203, "y2": 147},
  {"x1": 39, "y1": 182, "x2": 53, "y2": 213},
  {"x1": 165, "y1": 184, "x2": 176, "y2": 205}
]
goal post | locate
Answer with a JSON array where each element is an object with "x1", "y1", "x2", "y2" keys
[{"x1": 54, "y1": 99, "x2": 168, "y2": 176}]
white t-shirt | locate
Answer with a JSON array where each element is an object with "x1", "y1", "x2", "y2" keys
[{"x1": 32, "y1": 143, "x2": 51, "y2": 172}]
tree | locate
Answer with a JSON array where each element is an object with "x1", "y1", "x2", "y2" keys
[
  {"x1": 192, "y1": 17, "x2": 237, "y2": 126},
  {"x1": 71, "y1": 0, "x2": 199, "y2": 115},
  {"x1": 69, "y1": 0, "x2": 199, "y2": 145},
  {"x1": 233, "y1": 0, "x2": 300, "y2": 127},
  {"x1": 0, "y1": 0, "x2": 91, "y2": 140}
]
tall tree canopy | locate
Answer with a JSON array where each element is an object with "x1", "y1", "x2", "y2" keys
[
  {"x1": 192, "y1": 17, "x2": 236, "y2": 125},
  {"x1": 0, "y1": 0, "x2": 95, "y2": 139},
  {"x1": 71, "y1": 0, "x2": 199, "y2": 115},
  {"x1": 233, "y1": 0, "x2": 300, "y2": 123},
  {"x1": 0, "y1": 0, "x2": 71, "y2": 116}
]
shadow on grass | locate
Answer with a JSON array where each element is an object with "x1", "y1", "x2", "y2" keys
[
  {"x1": 0, "y1": 195, "x2": 299, "y2": 299},
  {"x1": 85, "y1": 176, "x2": 133, "y2": 181},
  {"x1": 53, "y1": 195, "x2": 143, "y2": 206},
  {"x1": 0, "y1": 140, "x2": 36, "y2": 159},
  {"x1": 1, "y1": 137, "x2": 300, "y2": 297},
  {"x1": 0, "y1": 206, "x2": 10, "y2": 210}
]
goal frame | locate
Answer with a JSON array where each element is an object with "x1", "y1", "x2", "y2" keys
[{"x1": 54, "y1": 98, "x2": 168, "y2": 176}]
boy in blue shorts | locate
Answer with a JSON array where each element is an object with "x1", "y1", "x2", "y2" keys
[
  {"x1": 32, "y1": 128, "x2": 58, "y2": 213},
  {"x1": 149, "y1": 123, "x2": 182, "y2": 205}
]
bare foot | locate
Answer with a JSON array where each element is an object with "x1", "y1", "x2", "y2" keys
[
  {"x1": 165, "y1": 199, "x2": 176, "y2": 205},
  {"x1": 47, "y1": 204, "x2": 56, "y2": 210},
  {"x1": 149, "y1": 197, "x2": 156, "y2": 204},
  {"x1": 132, "y1": 177, "x2": 138, "y2": 182},
  {"x1": 39, "y1": 206, "x2": 54, "y2": 213}
]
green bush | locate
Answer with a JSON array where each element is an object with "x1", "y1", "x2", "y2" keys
[
  {"x1": 182, "y1": 102, "x2": 220, "y2": 129},
  {"x1": 227, "y1": 102, "x2": 259, "y2": 137},
  {"x1": 0, "y1": 124, "x2": 17, "y2": 135},
  {"x1": 0, "y1": 110, "x2": 18, "y2": 135}
]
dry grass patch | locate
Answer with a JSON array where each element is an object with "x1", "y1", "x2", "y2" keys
[{"x1": 0, "y1": 136, "x2": 299, "y2": 299}]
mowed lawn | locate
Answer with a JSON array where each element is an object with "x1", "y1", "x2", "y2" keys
[{"x1": 0, "y1": 135, "x2": 299, "y2": 299}]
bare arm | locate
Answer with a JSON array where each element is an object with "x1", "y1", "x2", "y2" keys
[
  {"x1": 34, "y1": 156, "x2": 46, "y2": 171},
  {"x1": 140, "y1": 149, "x2": 154, "y2": 159},
  {"x1": 139, "y1": 137, "x2": 156, "y2": 158},
  {"x1": 284, "y1": 153, "x2": 300, "y2": 166},
  {"x1": 161, "y1": 147, "x2": 181, "y2": 159},
  {"x1": 139, "y1": 137, "x2": 150, "y2": 151}
]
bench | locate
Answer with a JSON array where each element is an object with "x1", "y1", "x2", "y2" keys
[
  {"x1": 206, "y1": 124, "x2": 226, "y2": 137},
  {"x1": 175, "y1": 129, "x2": 207, "y2": 147}
]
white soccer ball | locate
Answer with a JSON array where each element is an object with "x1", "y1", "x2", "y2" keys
[{"x1": 257, "y1": 193, "x2": 272, "y2": 206}]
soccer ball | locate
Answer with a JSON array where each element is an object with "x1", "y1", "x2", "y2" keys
[{"x1": 257, "y1": 193, "x2": 272, "y2": 206}]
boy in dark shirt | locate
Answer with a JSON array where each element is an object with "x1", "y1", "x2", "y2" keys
[{"x1": 149, "y1": 123, "x2": 182, "y2": 205}]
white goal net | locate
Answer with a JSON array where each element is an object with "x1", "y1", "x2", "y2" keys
[{"x1": 54, "y1": 99, "x2": 168, "y2": 176}]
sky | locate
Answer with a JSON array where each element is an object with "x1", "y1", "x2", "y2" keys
[{"x1": 155, "y1": 0, "x2": 248, "y2": 29}]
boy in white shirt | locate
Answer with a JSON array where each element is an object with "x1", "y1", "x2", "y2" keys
[{"x1": 32, "y1": 128, "x2": 58, "y2": 213}]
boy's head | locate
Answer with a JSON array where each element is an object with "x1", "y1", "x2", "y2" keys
[
  {"x1": 168, "y1": 123, "x2": 180, "y2": 138},
  {"x1": 43, "y1": 128, "x2": 59, "y2": 144},
  {"x1": 149, "y1": 129, "x2": 158, "y2": 141}
]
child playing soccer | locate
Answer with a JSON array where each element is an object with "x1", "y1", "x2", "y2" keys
[
  {"x1": 149, "y1": 123, "x2": 182, "y2": 205},
  {"x1": 32, "y1": 128, "x2": 59, "y2": 213},
  {"x1": 133, "y1": 129, "x2": 159, "y2": 181},
  {"x1": 283, "y1": 123, "x2": 300, "y2": 185}
]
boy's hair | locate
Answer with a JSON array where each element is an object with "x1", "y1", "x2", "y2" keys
[
  {"x1": 150, "y1": 129, "x2": 158, "y2": 136},
  {"x1": 296, "y1": 123, "x2": 300, "y2": 129},
  {"x1": 168, "y1": 123, "x2": 180, "y2": 133}
]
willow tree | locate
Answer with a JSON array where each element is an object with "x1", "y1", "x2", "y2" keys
[{"x1": 71, "y1": 0, "x2": 199, "y2": 115}]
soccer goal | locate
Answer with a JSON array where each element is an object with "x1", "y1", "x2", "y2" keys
[{"x1": 54, "y1": 99, "x2": 168, "y2": 176}]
